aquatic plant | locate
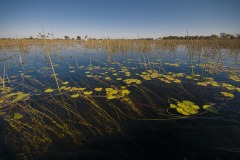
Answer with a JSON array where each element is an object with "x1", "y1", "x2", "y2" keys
[
  {"x1": 169, "y1": 100, "x2": 200, "y2": 116},
  {"x1": 0, "y1": 37, "x2": 239, "y2": 159}
]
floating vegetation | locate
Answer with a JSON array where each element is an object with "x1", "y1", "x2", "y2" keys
[
  {"x1": 220, "y1": 92, "x2": 234, "y2": 98},
  {"x1": 105, "y1": 76, "x2": 111, "y2": 80},
  {"x1": 169, "y1": 100, "x2": 200, "y2": 116},
  {"x1": 0, "y1": 38, "x2": 239, "y2": 159},
  {"x1": 221, "y1": 83, "x2": 236, "y2": 91},
  {"x1": 78, "y1": 87, "x2": 86, "y2": 91},
  {"x1": 94, "y1": 87, "x2": 103, "y2": 92},
  {"x1": 44, "y1": 88, "x2": 54, "y2": 93},
  {"x1": 71, "y1": 93, "x2": 79, "y2": 98},
  {"x1": 123, "y1": 78, "x2": 142, "y2": 85},
  {"x1": 203, "y1": 104, "x2": 219, "y2": 114},
  {"x1": 106, "y1": 88, "x2": 130, "y2": 100},
  {"x1": 62, "y1": 81, "x2": 69, "y2": 85},
  {"x1": 83, "y1": 91, "x2": 93, "y2": 95},
  {"x1": 229, "y1": 74, "x2": 240, "y2": 82},
  {"x1": 116, "y1": 78, "x2": 122, "y2": 81}
]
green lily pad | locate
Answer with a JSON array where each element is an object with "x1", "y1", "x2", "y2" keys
[
  {"x1": 44, "y1": 88, "x2": 54, "y2": 93},
  {"x1": 176, "y1": 108, "x2": 190, "y2": 116},
  {"x1": 203, "y1": 105, "x2": 219, "y2": 114},
  {"x1": 94, "y1": 88, "x2": 103, "y2": 92},
  {"x1": 107, "y1": 95, "x2": 117, "y2": 100},
  {"x1": 83, "y1": 91, "x2": 93, "y2": 95},
  {"x1": 183, "y1": 100, "x2": 194, "y2": 106},
  {"x1": 62, "y1": 81, "x2": 69, "y2": 85},
  {"x1": 170, "y1": 104, "x2": 177, "y2": 108},
  {"x1": 71, "y1": 94, "x2": 79, "y2": 98}
]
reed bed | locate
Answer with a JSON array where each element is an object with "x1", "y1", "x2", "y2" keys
[{"x1": 1, "y1": 38, "x2": 240, "y2": 54}]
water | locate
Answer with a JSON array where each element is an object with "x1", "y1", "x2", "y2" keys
[{"x1": 0, "y1": 43, "x2": 240, "y2": 159}]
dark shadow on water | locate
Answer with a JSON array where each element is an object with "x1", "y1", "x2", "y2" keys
[
  {"x1": 37, "y1": 114, "x2": 240, "y2": 160},
  {"x1": 0, "y1": 118, "x2": 16, "y2": 160}
]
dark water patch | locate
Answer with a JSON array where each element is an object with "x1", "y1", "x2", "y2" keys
[{"x1": 36, "y1": 116, "x2": 240, "y2": 160}]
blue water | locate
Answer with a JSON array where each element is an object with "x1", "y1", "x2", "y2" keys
[{"x1": 0, "y1": 44, "x2": 240, "y2": 159}]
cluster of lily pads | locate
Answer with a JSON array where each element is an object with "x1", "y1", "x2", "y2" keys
[
  {"x1": 196, "y1": 77, "x2": 240, "y2": 98},
  {"x1": 229, "y1": 74, "x2": 240, "y2": 82},
  {"x1": 82, "y1": 63, "x2": 186, "y2": 86},
  {"x1": 169, "y1": 100, "x2": 200, "y2": 115},
  {"x1": 44, "y1": 83, "x2": 131, "y2": 100},
  {"x1": 105, "y1": 87, "x2": 130, "y2": 100},
  {"x1": 139, "y1": 70, "x2": 184, "y2": 84},
  {"x1": 169, "y1": 100, "x2": 218, "y2": 116},
  {"x1": 123, "y1": 78, "x2": 142, "y2": 85},
  {"x1": 45, "y1": 86, "x2": 94, "y2": 97},
  {"x1": 43, "y1": 54, "x2": 239, "y2": 108}
]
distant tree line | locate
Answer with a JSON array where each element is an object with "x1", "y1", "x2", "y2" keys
[
  {"x1": 137, "y1": 38, "x2": 154, "y2": 40},
  {"x1": 1, "y1": 33, "x2": 240, "y2": 40},
  {"x1": 160, "y1": 33, "x2": 240, "y2": 40}
]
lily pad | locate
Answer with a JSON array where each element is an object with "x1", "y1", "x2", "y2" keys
[
  {"x1": 203, "y1": 105, "x2": 219, "y2": 114},
  {"x1": 94, "y1": 88, "x2": 103, "y2": 92},
  {"x1": 71, "y1": 94, "x2": 79, "y2": 98},
  {"x1": 170, "y1": 104, "x2": 177, "y2": 108},
  {"x1": 109, "y1": 90, "x2": 118, "y2": 95},
  {"x1": 78, "y1": 87, "x2": 86, "y2": 91},
  {"x1": 105, "y1": 88, "x2": 113, "y2": 92},
  {"x1": 86, "y1": 75, "x2": 93, "y2": 78},
  {"x1": 62, "y1": 81, "x2": 69, "y2": 85},
  {"x1": 183, "y1": 100, "x2": 194, "y2": 106},
  {"x1": 107, "y1": 95, "x2": 117, "y2": 100},
  {"x1": 83, "y1": 91, "x2": 93, "y2": 95},
  {"x1": 220, "y1": 92, "x2": 234, "y2": 98},
  {"x1": 121, "y1": 89, "x2": 130, "y2": 95},
  {"x1": 176, "y1": 108, "x2": 190, "y2": 116},
  {"x1": 191, "y1": 104, "x2": 200, "y2": 110},
  {"x1": 44, "y1": 88, "x2": 54, "y2": 93},
  {"x1": 173, "y1": 79, "x2": 181, "y2": 83}
]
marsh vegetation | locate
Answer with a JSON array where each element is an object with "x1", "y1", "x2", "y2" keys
[{"x1": 0, "y1": 37, "x2": 240, "y2": 159}]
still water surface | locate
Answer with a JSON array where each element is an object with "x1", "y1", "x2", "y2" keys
[{"x1": 0, "y1": 44, "x2": 240, "y2": 159}]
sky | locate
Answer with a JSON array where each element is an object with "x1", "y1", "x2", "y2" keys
[{"x1": 0, "y1": 0, "x2": 240, "y2": 39}]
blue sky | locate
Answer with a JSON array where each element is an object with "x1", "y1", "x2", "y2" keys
[{"x1": 0, "y1": 0, "x2": 240, "y2": 38}]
